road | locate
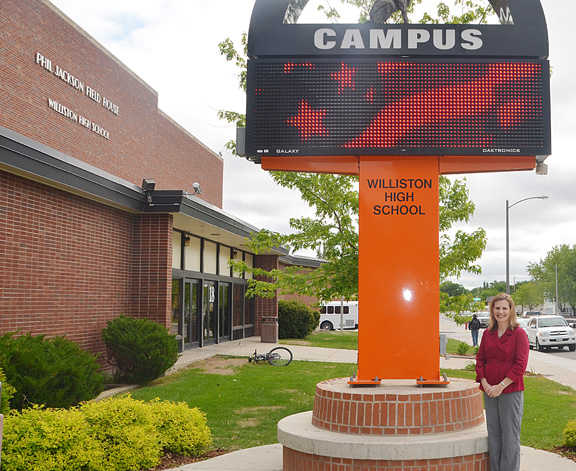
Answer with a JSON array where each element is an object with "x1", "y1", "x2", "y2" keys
[{"x1": 440, "y1": 315, "x2": 576, "y2": 361}]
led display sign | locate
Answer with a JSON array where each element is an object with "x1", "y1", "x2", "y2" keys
[
  {"x1": 244, "y1": 0, "x2": 551, "y2": 161},
  {"x1": 247, "y1": 58, "x2": 549, "y2": 157}
]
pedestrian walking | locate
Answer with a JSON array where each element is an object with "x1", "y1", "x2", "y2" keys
[
  {"x1": 475, "y1": 293, "x2": 529, "y2": 471},
  {"x1": 469, "y1": 313, "x2": 481, "y2": 347}
]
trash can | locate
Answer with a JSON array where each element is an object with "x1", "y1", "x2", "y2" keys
[
  {"x1": 439, "y1": 333, "x2": 447, "y2": 355},
  {"x1": 261, "y1": 316, "x2": 279, "y2": 343}
]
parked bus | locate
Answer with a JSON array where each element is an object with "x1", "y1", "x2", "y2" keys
[{"x1": 319, "y1": 301, "x2": 359, "y2": 331}]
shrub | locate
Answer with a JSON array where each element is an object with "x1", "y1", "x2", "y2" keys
[
  {"x1": 278, "y1": 300, "x2": 319, "y2": 339},
  {"x1": 456, "y1": 341, "x2": 471, "y2": 355},
  {"x1": 0, "y1": 365, "x2": 16, "y2": 415},
  {"x1": 149, "y1": 398, "x2": 213, "y2": 456},
  {"x1": 1, "y1": 396, "x2": 212, "y2": 471},
  {"x1": 80, "y1": 396, "x2": 161, "y2": 470},
  {"x1": 565, "y1": 419, "x2": 576, "y2": 449},
  {"x1": 0, "y1": 332, "x2": 104, "y2": 410},
  {"x1": 2, "y1": 405, "x2": 105, "y2": 471},
  {"x1": 102, "y1": 315, "x2": 179, "y2": 384}
]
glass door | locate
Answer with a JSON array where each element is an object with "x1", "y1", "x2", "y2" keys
[
  {"x1": 202, "y1": 281, "x2": 216, "y2": 344},
  {"x1": 219, "y1": 283, "x2": 231, "y2": 341},
  {"x1": 184, "y1": 281, "x2": 200, "y2": 348}
]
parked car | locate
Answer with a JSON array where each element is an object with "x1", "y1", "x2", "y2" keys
[
  {"x1": 523, "y1": 311, "x2": 541, "y2": 317},
  {"x1": 476, "y1": 312, "x2": 491, "y2": 328},
  {"x1": 517, "y1": 318, "x2": 529, "y2": 332},
  {"x1": 526, "y1": 315, "x2": 576, "y2": 352}
]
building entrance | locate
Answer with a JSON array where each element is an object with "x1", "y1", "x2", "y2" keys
[
  {"x1": 172, "y1": 277, "x2": 252, "y2": 351},
  {"x1": 219, "y1": 283, "x2": 231, "y2": 342},
  {"x1": 202, "y1": 281, "x2": 216, "y2": 345},
  {"x1": 184, "y1": 281, "x2": 200, "y2": 348}
]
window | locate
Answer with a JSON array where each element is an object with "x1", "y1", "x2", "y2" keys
[
  {"x1": 219, "y1": 246, "x2": 231, "y2": 276},
  {"x1": 172, "y1": 232, "x2": 182, "y2": 269},
  {"x1": 184, "y1": 236, "x2": 201, "y2": 272},
  {"x1": 203, "y1": 241, "x2": 217, "y2": 274}
]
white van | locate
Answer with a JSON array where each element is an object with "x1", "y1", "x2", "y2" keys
[{"x1": 319, "y1": 301, "x2": 359, "y2": 331}]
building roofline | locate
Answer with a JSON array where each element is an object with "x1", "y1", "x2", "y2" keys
[
  {"x1": 0, "y1": 125, "x2": 288, "y2": 255},
  {"x1": 279, "y1": 254, "x2": 325, "y2": 268}
]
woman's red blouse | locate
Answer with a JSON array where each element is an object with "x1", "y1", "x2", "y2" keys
[{"x1": 476, "y1": 326, "x2": 529, "y2": 393}]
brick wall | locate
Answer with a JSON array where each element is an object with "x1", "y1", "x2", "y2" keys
[
  {"x1": 0, "y1": 0, "x2": 223, "y2": 207},
  {"x1": 278, "y1": 261, "x2": 320, "y2": 308},
  {"x1": 0, "y1": 171, "x2": 173, "y2": 359},
  {"x1": 283, "y1": 449, "x2": 489, "y2": 471},
  {"x1": 129, "y1": 214, "x2": 173, "y2": 326}
]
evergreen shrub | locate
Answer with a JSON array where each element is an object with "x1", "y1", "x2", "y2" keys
[
  {"x1": 2, "y1": 395, "x2": 213, "y2": 471},
  {"x1": 80, "y1": 396, "x2": 161, "y2": 470},
  {"x1": 149, "y1": 398, "x2": 212, "y2": 455},
  {"x1": 102, "y1": 315, "x2": 179, "y2": 384},
  {"x1": 564, "y1": 419, "x2": 576, "y2": 448},
  {"x1": 0, "y1": 332, "x2": 104, "y2": 410},
  {"x1": 2, "y1": 405, "x2": 104, "y2": 471},
  {"x1": 278, "y1": 300, "x2": 320, "y2": 339},
  {"x1": 0, "y1": 365, "x2": 16, "y2": 415}
]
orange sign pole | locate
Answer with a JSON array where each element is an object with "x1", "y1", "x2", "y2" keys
[
  {"x1": 352, "y1": 155, "x2": 442, "y2": 384},
  {"x1": 262, "y1": 153, "x2": 536, "y2": 385}
]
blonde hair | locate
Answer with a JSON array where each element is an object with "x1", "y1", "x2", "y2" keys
[{"x1": 488, "y1": 293, "x2": 519, "y2": 331}]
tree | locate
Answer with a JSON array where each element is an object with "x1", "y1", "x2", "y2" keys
[
  {"x1": 440, "y1": 281, "x2": 466, "y2": 297},
  {"x1": 220, "y1": 0, "x2": 492, "y2": 301},
  {"x1": 528, "y1": 245, "x2": 576, "y2": 314},
  {"x1": 512, "y1": 281, "x2": 544, "y2": 312},
  {"x1": 440, "y1": 292, "x2": 484, "y2": 326},
  {"x1": 318, "y1": 0, "x2": 494, "y2": 25}
]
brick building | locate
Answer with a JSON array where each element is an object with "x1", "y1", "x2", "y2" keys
[{"x1": 0, "y1": 0, "x2": 317, "y2": 359}]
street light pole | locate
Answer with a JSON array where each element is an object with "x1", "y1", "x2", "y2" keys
[
  {"x1": 555, "y1": 264, "x2": 559, "y2": 314},
  {"x1": 505, "y1": 196, "x2": 549, "y2": 294}
]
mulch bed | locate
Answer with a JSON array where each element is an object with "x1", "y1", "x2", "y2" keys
[
  {"x1": 552, "y1": 446, "x2": 576, "y2": 463},
  {"x1": 144, "y1": 449, "x2": 229, "y2": 470}
]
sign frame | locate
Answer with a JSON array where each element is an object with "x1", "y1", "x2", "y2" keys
[{"x1": 243, "y1": 0, "x2": 551, "y2": 166}]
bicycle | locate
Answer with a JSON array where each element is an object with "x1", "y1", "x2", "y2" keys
[{"x1": 248, "y1": 346, "x2": 293, "y2": 366}]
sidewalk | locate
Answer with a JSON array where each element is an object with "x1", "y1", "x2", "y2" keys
[{"x1": 158, "y1": 322, "x2": 576, "y2": 471}]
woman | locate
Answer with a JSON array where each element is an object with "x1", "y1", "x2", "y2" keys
[{"x1": 476, "y1": 293, "x2": 529, "y2": 471}]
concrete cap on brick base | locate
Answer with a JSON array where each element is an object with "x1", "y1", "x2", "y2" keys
[{"x1": 278, "y1": 411, "x2": 489, "y2": 461}]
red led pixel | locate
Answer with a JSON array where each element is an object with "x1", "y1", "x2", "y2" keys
[
  {"x1": 247, "y1": 58, "x2": 550, "y2": 157},
  {"x1": 345, "y1": 62, "x2": 538, "y2": 148},
  {"x1": 331, "y1": 63, "x2": 357, "y2": 93},
  {"x1": 285, "y1": 100, "x2": 328, "y2": 141}
]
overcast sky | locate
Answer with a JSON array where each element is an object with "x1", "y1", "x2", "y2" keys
[{"x1": 48, "y1": 0, "x2": 575, "y2": 290}]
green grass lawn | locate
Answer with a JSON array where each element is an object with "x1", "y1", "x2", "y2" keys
[
  {"x1": 281, "y1": 331, "x2": 473, "y2": 356},
  {"x1": 443, "y1": 368, "x2": 576, "y2": 450},
  {"x1": 128, "y1": 355, "x2": 576, "y2": 454},
  {"x1": 130, "y1": 357, "x2": 356, "y2": 450},
  {"x1": 446, "y1": 337, "x2": 477, "y2": 355},
  {"x1": 281, "y1": 330, "x2": 359, "y2": 350}
]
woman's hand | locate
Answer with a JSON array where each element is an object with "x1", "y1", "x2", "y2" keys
[
  {"x1": 488, "y1": 383, "x2": 505, "y2": 397},
  {"x1": 482, "y1": 378, "x2": 505, "y2": 398}
]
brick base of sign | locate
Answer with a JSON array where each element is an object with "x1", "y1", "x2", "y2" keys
[
  {"x1": 283, "y1": 448, "x2": 490, "y2": 471},
  {"x1": 312, "y1": 377, "x2": 485, "y2": 435},
  {"x1": 278, "y1": 378, "x2": 489, "y2": 471}
]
